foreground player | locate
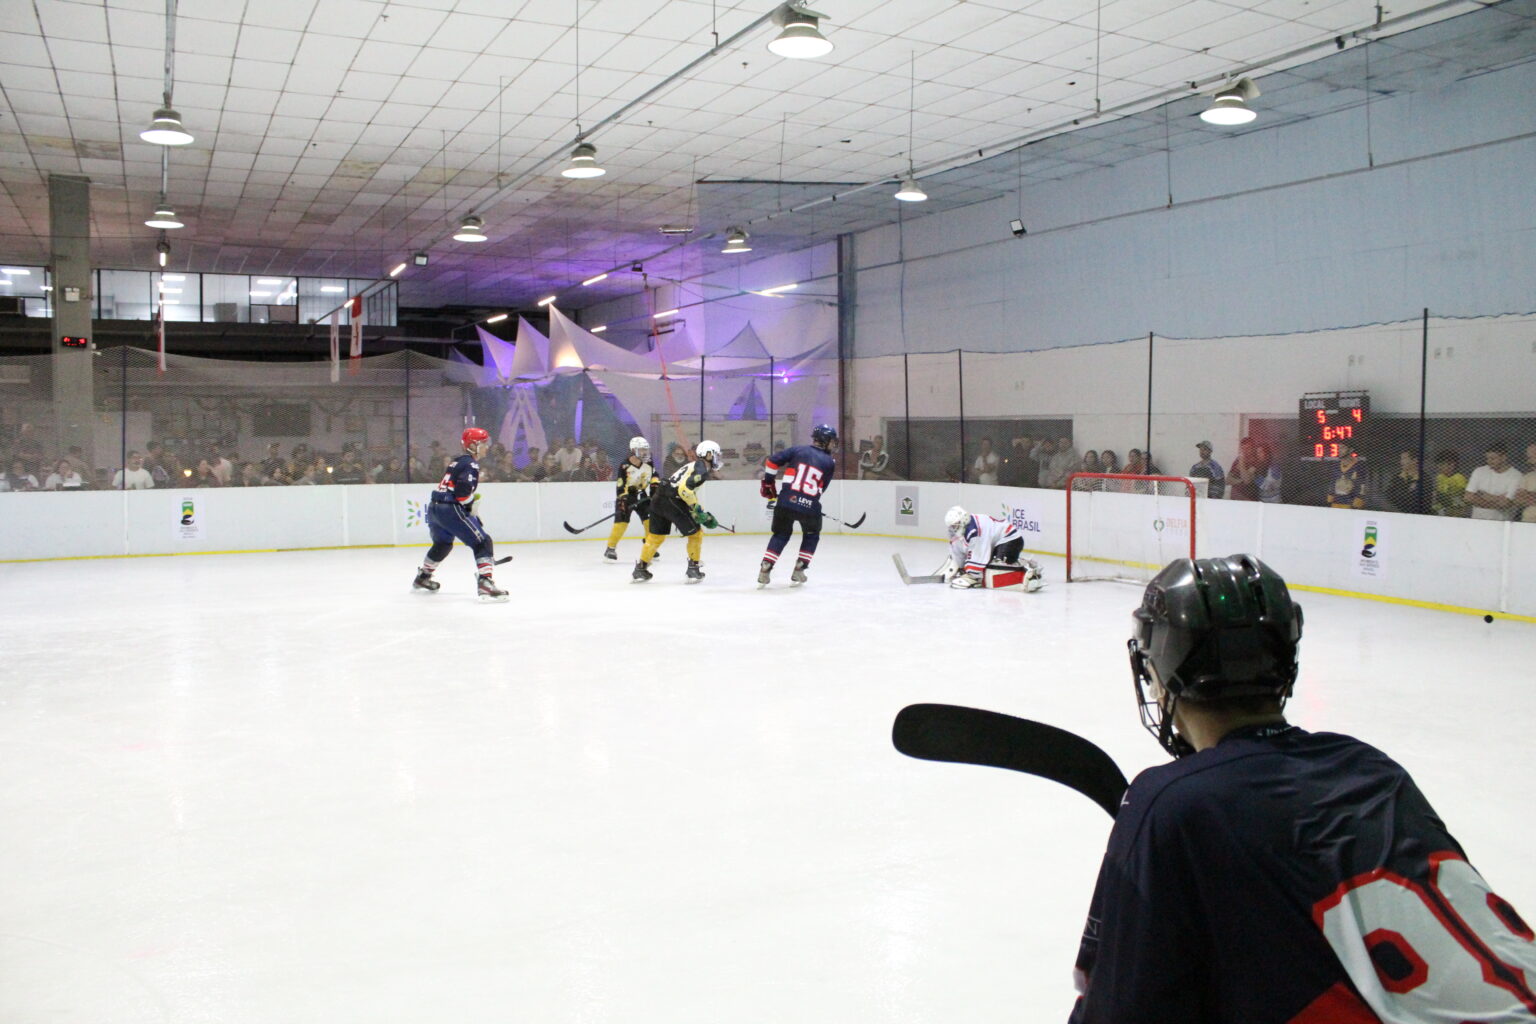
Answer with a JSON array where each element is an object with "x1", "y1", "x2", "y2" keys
[
  {"x1": 943, "y1": 506, "x2": 1043, "y2": 589},
  {"x1": 604, "y1": 436, "x2": 658, "y2": 561},
  {"x1": 411, "y1": 427, "x2": 508, "y2": 601},
  {"x1": 1069, "y1": 554, "x2": 1536, "y2": 1023},
  {"x1": 757, "y1": 424, "x2": 838, "y2": 586},
  {"x1": 633, "y1": 440, "x2": 722, "y2": 583}
]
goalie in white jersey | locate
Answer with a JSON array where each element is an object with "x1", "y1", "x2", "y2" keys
[{"x1": 944, "y1": 505, "x2": 1044, "y2": 590}]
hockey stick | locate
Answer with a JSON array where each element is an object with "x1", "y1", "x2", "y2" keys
[
  {"x1": 892, "y1": 703, "x2": 1129, "y2": 818},
  {"x1": 563, "y1": 512, "x2": 616, "y2": 534},
  {"x1": 826, "y1": 512, "x2": 867, "y2": 529},
  {"x1": 892, "y1": 553, "x2": 946, "y2": 585}
]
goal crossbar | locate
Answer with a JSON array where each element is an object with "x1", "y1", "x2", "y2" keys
[{"x1": 1065, "y1": 473, "x2": 1198, "y2": 583}]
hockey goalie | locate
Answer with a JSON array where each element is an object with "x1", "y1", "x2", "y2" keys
[{"x1": 944, "y1": 505, "x2": 1045, "y2": 591}]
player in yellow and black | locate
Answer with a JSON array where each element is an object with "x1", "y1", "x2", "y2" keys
[
  {"x1": 604, "y1": 436, "x2": 658, "y2": 561},
  {"x1": 633, "y1": 440, "x2": 722, "y2": 583}
]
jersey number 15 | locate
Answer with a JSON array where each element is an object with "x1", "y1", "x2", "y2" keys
[{"x1": 781, "y1": 465, "x2": 825, "y2": 497}]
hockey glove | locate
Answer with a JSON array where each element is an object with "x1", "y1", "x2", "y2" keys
[
  {"x1": 759, "y1": 476, "x2": 777, "y2": 500},
  {"x1": 693, "y1": 508, "x2": 719, "y2": 529},
  {"x1": 614, "y1": 495, "x2": 629, "y2": 519}
]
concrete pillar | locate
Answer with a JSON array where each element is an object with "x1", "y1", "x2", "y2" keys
[{"x1": 48, "y1": 174, "x2": 95, "y2": 468}]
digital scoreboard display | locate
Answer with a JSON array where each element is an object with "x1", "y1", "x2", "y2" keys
[
  {"x1": 1299, "y1": 391, "x2": 1369, "y2": 459},
  {"x1": 60, "y1": 335, "x2": 89, "y2": 348}
]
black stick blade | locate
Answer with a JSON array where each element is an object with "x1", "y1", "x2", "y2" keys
[
  {"x1": 892, "y1": 703, "x2": 1129, "y2": 818},
  {"x1": 562, "y1": 521, "x2": 583, "y2": 534},
  {"x1": 847, "y1": 513, "x2": 867, "y2": 529}
]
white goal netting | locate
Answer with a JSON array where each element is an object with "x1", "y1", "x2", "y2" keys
[{"x1": 1066, "y1": 474, "x2": 1200, "y2": 584}]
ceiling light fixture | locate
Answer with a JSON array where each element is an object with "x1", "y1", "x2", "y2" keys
[
  {"x1": 582, "y1": 273, "x2": 609, "y2": 286},
  {"x1": 561, "y1": 142, "x2": 605, "y2": 179},
  {"x1": 257, "y1": 278, "x2": 283, "y2": 285},
  {"x1": 895, "y1": 52, "x2": 928, "y2": 203},
  {"x1": 155, "y1": 235, "x2": 170, "y2": 266},
  {"x1": 413, "y1": 251, "x2": 429, "y2": 267},
  {"x1": 140, "y1": 107, "x2": 193, "y2": 146},
  {"x1": 537, "y1": 295, "x2": 557, "y2": 307},
  {"x1": 453, "y1": 215, "x2": 488, "y2": 242},
  {"x1": 485, "y1": 313, "x2": 509, "y2": 324},
  {"x1": 591, "y1": 325, "x2": 607, "y2": 333},
  {"x1": 653, "y1": 308, "x2": 679, "y2": 319},
  {"x1": 388, "y1": 262, "x2": 408, "y2": 277},
  {"x1": 145, "y1": 202, "x2": 183, "y2": 229},
  {"x1": 756, "y1": 283, "x2": 798, "y2": 295},
  {"x1": 163, "y1": 274, "x2": 185, "y2": 282},
  {"x1": 1200, "y1": 77, "x2": 1260, "y2": 126},
  {"x1": 320, "y1": 285, "x2": 346, "y2": 293},
  {"x1": 3, "y1": 268, "x2": 31, "y2": 276},
  {"x1": 722, "y1": 227, "x2": 752, "y2": 254},
  {"x1": 768, "y1": 3, "x2": 833, "y2": 59}
]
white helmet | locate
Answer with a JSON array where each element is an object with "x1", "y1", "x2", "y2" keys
[
  {"x1": 629, "y1": 436, "x2": 650, "y2": 455},
  {"x1": 696, "y1": 440, "x2": 722, "y2": 468},
  {"x1": 945, "y1": 506, "x2": 968, "y2": 534}
]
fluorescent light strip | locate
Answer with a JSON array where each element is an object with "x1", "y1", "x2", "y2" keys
[
  {"x1": 2, "y1": 268, "x2": 32, "y2": 275},
  {"x1": 256, "y1": 278, "x2": 284, "y2": 285},
  {"x1": 485, "y1": 313, "x2": 508, "y2": 324},
  {"x1": 249, "y1": 291, "x2": 273, "y2": 298},
  {"x1": 320, "y1": 285, "x2": 346, "y2": 293},
  {"x1": 536, "y1": 295, "x2": 556, "y2": 307},
  {"x1": 163, "y1": 274, "x2": 186, "y2": 282},
  {"x1": 388, "y1": 262, "x2": 407, "y2": 277},
  {"x1": 653, "y1": 309, "x2": 679, "y2": 318},
  {"x1": 590, "y1": 325, "x2": 607, "y2": 333},
  {"x1": 581, "y1": 273, "x2": 608, "y2": 286}
]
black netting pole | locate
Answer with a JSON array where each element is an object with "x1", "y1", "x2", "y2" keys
[
  {"x1": 768, "y1": 355, "x2": 775, "y2": 448},
  {"x1": 119, "y1": 344, "x2": 128, "y2": 490},
  {"x1": 957, "y1": 349, "x2": 966, "y2": 483},
  {"x1": 1145, "y1": 332, "x2": 1154, "y2": 461},
  {"x1": 1417, "y1": 307, "x2": 1429, "y2": 514},
  {"x1": 903, "y1": 353, "x2": 913, "y2": 480},
  {"x1": 699, "y1": 354, "x2": 706, "y2": 441},
  {"x1": 404, "y1": 349, "x2": 412, "y2": 484}
]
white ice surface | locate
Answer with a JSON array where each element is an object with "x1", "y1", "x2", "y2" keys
[{"x1": 2, "y1": 535, "x2": 1533, "y2": 1023}]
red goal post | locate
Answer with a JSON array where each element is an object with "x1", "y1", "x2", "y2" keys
[{"x1": 1065, "y1": 474, "x2": 1199, "y2": 584}]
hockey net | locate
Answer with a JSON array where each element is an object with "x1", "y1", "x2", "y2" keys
[{"x1": 1066, "y1": 474, "x2": 1199, "y2": 584}]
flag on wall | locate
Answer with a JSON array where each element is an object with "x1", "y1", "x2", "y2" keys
[
  {"x1": 329, "y1": 310, "x2": 340, "y2": 383},
  {"x1": 348, "y1": 294, "x2": 363, "y2": 374},
  {"x1": 156, "y1": 298, "x2": 166, "y2": 374}
]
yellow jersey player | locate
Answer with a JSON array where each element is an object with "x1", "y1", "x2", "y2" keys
[
  {"x1": 633, "y1": 440, "x2": 722, "y2": 583},
  {"x1": 604, "y1": 436, "x2": 658, "y2": 560}
]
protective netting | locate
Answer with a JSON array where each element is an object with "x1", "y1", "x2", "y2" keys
[{"x1": 1066, "y1": 475, "x2": 1199, "y2": 584}]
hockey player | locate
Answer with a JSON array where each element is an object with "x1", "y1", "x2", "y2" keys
[
  {"x1": 943, "y1": 505, "x2": 1043, "y2": 589},
  {"x1": 411, "y1": 427, "x2": 508, "y2": 601},
  {"x1": 633, "y1": 440, "x2": 722, "y2": 583},
  {"x1": 603, "y1": 436, "x2": 658, "y2": 560},
  {"x1": 757, "y1": 424, "x2": 838, "y2": 586},
  {"x1": 1069, "y1": 554, "x2": 1536, "y2": 1023}
]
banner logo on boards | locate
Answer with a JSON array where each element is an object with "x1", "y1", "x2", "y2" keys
[
  {"x1": 403, "y1": 499, "x2": 426, "y2": 529},
  {"x1": 895, "y1": 485, "x2": 919, "y2": 526},
  {"x1": 174, "y1": 495, "x2": 205, "y2": 541},
  {"x1": 180, "y1": 498, "x2": 195, "y2": 525},
  {"x1": 1352, "y1": 517, "x2": 1386, "y2": 579},
  {"x1": 1007, "y1": 506, "x2": 1042, "y2": 534}
]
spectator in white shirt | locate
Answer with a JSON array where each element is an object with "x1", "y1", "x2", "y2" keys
[
  {"x1": 972, "y1": 437, "x2": 999, "y2": 485},
  {"x1": 1, "y1": 458, "x2": 40, "y2": 491},
  {"x1": 112, "y1": 450, "x2": 155, "y2": 490},
  {"x1": 1513, "y1": 442, "x2": 1536, "y2": 524},
  {"x1": 1464, "y1": 443, "x2": 1522, "y2": 520},
  {"x1": 44, "y1": 458, "x2": 85, "y2": 491}
]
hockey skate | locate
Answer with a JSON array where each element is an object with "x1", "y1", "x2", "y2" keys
[
  {"x1": 632, "y1": 560, "x2": 653, "y2": 582},
  {"x1": 604, "y1": 547, "x2": 618, "y2": 560},
  {"x1": 791, "y1": 559, "x2": 808, "y2": 585},
  {"x1": 757, "y1": 559, "x2": 773, "y2": 586},
  {"x1": 477, "y1": 576, "x2": 509, "y2": 602},
  {"x1": 950, "y1": 571, "x2": 983, "y2": 589},
  {"x1": 686, "y1": 560, "x2": 706, "y2": 582},
  {"x1": 412, "y1": 570, "x2": 440, "y2": 592}
]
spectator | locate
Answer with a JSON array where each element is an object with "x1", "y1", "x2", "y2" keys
[
  {"x1": 2, "y1": 458, "x2": 40, "y2": 492},
  {"x1": 192, "y1": 458, "x2": 223, "y2": 487},
  {"x1": 1326, "y1": 449, "x2": 1367, "y2": 509},
  {"x1": 1072, "y1": 451, "x2": 1103, "y2": 490},
  {"x1": 13, "y1": 422, "x2": 44, "y2": 476},
  {"x1": 375, "y1": 456, "x2": 408, "y2": 484},
  {"x1": 268, "y1": 463, "x2": 293, "y2": 485},
  {"x1": 65, "y1": 446, "x2": 96, "y2": 489},
  {"x1": 1431, "y1": 450, "x2": 1468, "y2": 517},
  {"x1": 663, "y1": 443, "x2": 688, "y2": 477},
  {"x1": 332, "y1": 453, "x2": 368, "y2": 485},
  {"x1": 1227, "y1": 437, "x2": 1261, "y2": 501},
  {"x1": 1143, "y1": 450, "x2": 1163, "y2": 476},
  {"x1": 143, "y1": 441, "x2": 171, "y2": 486},
  {"x1": 1464, "y1": 443, "x2": 1521, "y2": 521},
  {"x1": 1099, "y1": 449, "x2": 1120, "y2": 476},
  {"x1": 972, "y1": 437, "x2": 999, "y2": 485},
  {"x1": 1256, "y1": 446, "x2": 1283, "y2": 504},
  {"x1": 1384, "y1": 451, "x2": 1429, "y2": 514},
  {"x1": 1116, "y1": 449, "x2": 1152, "y2": 493},
  {"x1": 520, "y1": 446, "x2": 543, "y2": 473},
  {"x1": 112, "y1": 450, "x2": 155, "y2": 490},
  {"x1": 1045, "y1": 436, "x2": 1078, "y2": 489},
  {"x1": 859, "y1": 435, "x2": 891, "y2": 480},
  {"x1": 1515, "y1": 442, "x2": 1536, "y2": 523},
  {"x1": 237, "y1": 462, "x2": 264, "y2": 487},
  {"x1": 208, "y1": 443, "x2": 234, "y2": 485},
  {"x1": 1004, "y1": 435, "x2": 1037, "y2": 488},
  {"x1": 44, "y1": 458, "x2": 85, "y2": 491},
  {"x1": 527, "y1": 451, "x2": 560, "y2": 482},
  {"x1": 1189, "y1": 441, "x2": 1225, "y2": 498},
  {"x1": 590, "y1": 450, "x2": 613, "y2": 482},
  {"x1": 555, "y1": 437, "x2": 583, "y2": 474},
  {"x1": 260, "y1": 442, "x2": 285, "y2": 479}
]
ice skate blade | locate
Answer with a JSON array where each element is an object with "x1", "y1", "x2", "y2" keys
[{"x1": 477, "y1": 591, "x2": 510, "y2": 603}]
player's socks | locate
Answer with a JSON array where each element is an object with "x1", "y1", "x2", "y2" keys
[
  {"x1": 686, "y1": 559, "x2": 705, "y2": 582},
  {"x1": 604, "y1": 547, "x2": 618, "y2": 560},
  {"x1": 412, "y1": 570, "x2": 440, "y2": 592},
  {"x1": 757, "y1": 558, "x2": 773, "y2": 585},
  {"x1": 632, "y1": 560, "x2": 653, "y2": 582},
  {"x1": 791, "y1": 559, "x2": 808, "y2": 585}
]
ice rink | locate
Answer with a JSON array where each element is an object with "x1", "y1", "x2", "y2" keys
[{"x1": 3, "y1": 534, "x2": 1533, "y2": 1023}]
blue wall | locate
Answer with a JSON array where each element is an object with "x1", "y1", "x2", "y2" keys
[{"x1": 853, "y1": 59, "x2": 1536, "y2": 356}]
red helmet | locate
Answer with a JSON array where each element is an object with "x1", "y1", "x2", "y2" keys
[{"x1": 462, "y1": 427, "x2": 490, "y2": 451}]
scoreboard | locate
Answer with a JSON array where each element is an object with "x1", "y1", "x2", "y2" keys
[{"x1": 1299, "y1": 391, "x2": 1369, "y2": 460}]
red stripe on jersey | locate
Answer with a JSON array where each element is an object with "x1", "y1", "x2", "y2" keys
[
  {"x1": 1287, "y1": 982, "x2": 1381, "y2": 1023},
  {"x1": 764, "y1": 460, "x2": 781, "y2": 472}
]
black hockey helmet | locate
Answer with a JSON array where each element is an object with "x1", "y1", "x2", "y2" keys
[
  {"x1": 811, "y1": 423, "x2": 838, "y2": 449},
  {"x1": 1129, "y1": 554, "x2": 1303, "y2": 754}
]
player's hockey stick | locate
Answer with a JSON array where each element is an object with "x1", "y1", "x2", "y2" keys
[
  {"x1": 563, "y1": 512, "x2": 616, "y2": 534},
  {"x1": 892, "y1": 553, "x2": 946, "y2": 585},
  {"x1": 826, "y1": 512, "x2": 867, "y2": 529},
  {"x1": 892, "y1": 703, "x2": 1129, "y2": 818}
]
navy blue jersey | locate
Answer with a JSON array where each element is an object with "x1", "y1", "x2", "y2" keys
[
  {"x1": 765, "y1": 445, "x2": 836, "y2": 514},
  {"x1": 429, "y1": 454, "x2": 480, "y2": 505},
  {"x1": 1070, "y1": 724, "x2": 1536, "y2": 1024}
]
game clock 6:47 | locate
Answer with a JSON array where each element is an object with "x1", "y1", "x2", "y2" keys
[{"x1": 1299, "y1": 391, "x2": 1369, "y2": 460}]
